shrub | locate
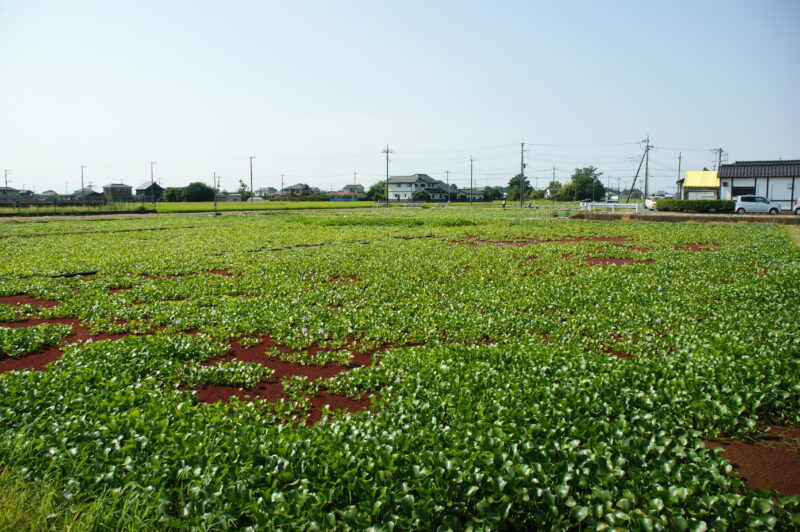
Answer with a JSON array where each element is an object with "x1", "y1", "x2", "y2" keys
[{"x1": 655, "y1": 199, "x2": 734, "y2": 213}]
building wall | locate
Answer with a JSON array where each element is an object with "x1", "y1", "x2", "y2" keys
[{"x1": 720, "y1": 176, "x2": 799, "y2": 210}]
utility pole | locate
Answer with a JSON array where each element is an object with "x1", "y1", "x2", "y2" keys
[
  {"x1": 249, "y1": 156, "x2": 255, "y2": 202},
  {"x1": 446, "y1": 169, "x2": 450, "y2": 206},
  {"x1": 643, "y1": 135, "x2": 652, "y2": 199},
  {"x1": 4, "y1": 169, "x2": 10, "y2": 192},
  {"x1": 150, "y1": 161, "x2": 156, "y2": 203},
  {"x1": 281, "y1": 174, "x2": 284, "y2": 198},
  {"x1": 469, "y1": 157, "x2": 474, "y2": 206},
  {"x1": 80, "y1": 166, "x2": 86, "y2": 196},
  {"x1": 213, "y1": 171, "x2": 218, "y2": 211},
  {"x1": 712, "y1": 147, "x2": 724, "y2": 171},
  {"x1": 677, "y1": 152, "x2": 682, "y2": 199},
  {"x1": 520, "y1": 141, "x2": 527, "y2": 208},
  {"x1": 353, "y1": 172, "x2": 357, "y2": 198},
  {"x1": 382, "y1": 144, "x2": 393, "y2": 206}
]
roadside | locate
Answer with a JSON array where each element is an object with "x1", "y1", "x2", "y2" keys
[{"x1": 572, "y1": 211, "x2": 800, "y2": 225}]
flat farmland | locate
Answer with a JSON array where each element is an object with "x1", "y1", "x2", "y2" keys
[{"x1": 1, "y1": 209, "x2": 799, "y2": 530}]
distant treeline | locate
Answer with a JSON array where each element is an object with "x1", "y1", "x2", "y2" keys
[{"x1": 162, "y1": 182, "x2": 215, "y2": 202}]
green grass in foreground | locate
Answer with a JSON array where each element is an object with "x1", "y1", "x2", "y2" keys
[{"x1": 0, "y1": 462, "x2": 161, "y2": 531}]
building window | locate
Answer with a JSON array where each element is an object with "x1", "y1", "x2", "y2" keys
[{"x1": 732, "y1": 186, "x2": 755, "y2": 197}]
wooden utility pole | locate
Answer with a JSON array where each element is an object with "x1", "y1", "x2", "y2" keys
[
  {"x1": 446, "y1": 169, "x2": 450, "y2": 206},
  {"x1": 249, "y1": 156, "x2": 255, "y2": 202},
  {"x1": 643, "y1": 135, "x2": 651, "y2": 199},
  {"x1": 677, "y1": 152, "x2": 682, "y2": 199},
  {"x1": 520, "y1": 142, "x2": 526, "y2": 208},
  {"x1": 470, "y1": 157, "x2": 474, "y2": 206},
  {"x1": 382, "y1": 144, "x2": 393, "y2": 206}
]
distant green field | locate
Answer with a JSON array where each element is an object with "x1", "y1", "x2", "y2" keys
[{"x1": 156, "y1": 201, "x2": 375, "y2": 213}]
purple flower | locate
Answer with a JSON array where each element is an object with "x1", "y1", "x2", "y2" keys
[
  {"x1": 301, "y1": 327, "x2": 308, "y2": 334},
  {"x1": 594, "y1": 304, "x2": 600, "y2": 308}
]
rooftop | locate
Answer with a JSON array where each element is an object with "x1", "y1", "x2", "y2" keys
[{"x1": 719, "y1": 160, "x2": 800, "y2": 178}]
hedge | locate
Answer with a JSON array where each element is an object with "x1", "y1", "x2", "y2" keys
[{"x1": 655, "y1": 199, "x2": 735, "y2": 213}]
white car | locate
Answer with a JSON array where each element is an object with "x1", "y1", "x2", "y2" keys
[
  {"x1": 644, "y1": 196, "x2": 664, "y2": 210},
  {"x1": 794, "y1": 197, "x2": 800, "y2": 215},
  {"x1": 734, "y1": 195, "x2": 782, "y2": 215}
]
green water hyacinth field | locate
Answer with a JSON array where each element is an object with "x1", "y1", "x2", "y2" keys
[{"x1": 0, "y1": 208, "x2": 798, "y2": 530}]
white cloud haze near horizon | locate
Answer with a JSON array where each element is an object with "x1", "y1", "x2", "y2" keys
[{"x1": 1, "y1": 0, "x2": 798, "y2": 195}]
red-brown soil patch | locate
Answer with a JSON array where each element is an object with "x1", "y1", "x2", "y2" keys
[
  {"x1": 603, "y1": 347, "x2": 633, "y2": 359},
  {"x1": 108, "y1": 288, "x2": 131, "y2": 294},
  {"x1": 194, "y1": 382, "x2": 287, "y2": 404},
  {"x1": 306, "y1": 392, "x2": 373, "y2": 424},
  {"x1": 0, "y1": 294, "x2": 61, "y2": 308},
  {"x1": 705, "y1": 427, "x2": 800, "y2": 496},
  {"x1": 0, "y1": 346, "x2": 64, "y2": 373},
  {"x1": 0, "y1": 318, "x2": 133, "y2": 374},
  {"x1": 678, "y1": 243, "x2": 723, "y2": 252},
  {"x1": 204, "y1": 270, "x2": 240, "y2": 278},
  {"x1": 587, "y1": 257, "x2": 655, "y2": 266}
]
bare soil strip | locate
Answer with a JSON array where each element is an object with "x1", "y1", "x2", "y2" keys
[{"x1": 705, "y1": 427, "x2": 800, "y2": 496}]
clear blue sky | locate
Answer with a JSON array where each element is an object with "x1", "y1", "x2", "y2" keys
[{"x1": 1, "y1": 0, "x2": 798, "y2": 195}]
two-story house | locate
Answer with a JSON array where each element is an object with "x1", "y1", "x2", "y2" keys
[{"x1": 387, "y1": 174, "x2": 454, "y2": 202}]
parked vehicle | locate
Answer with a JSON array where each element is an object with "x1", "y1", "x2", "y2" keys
[
  {"x1": 644, "y1": 195, "x2": 665, "y2": 210},
  {"x1": 794, "y1": 197, "x2": 800, "y2": 215},
  {"x1": 734, "y1": 195, "x2": 782, "y2": 215}
]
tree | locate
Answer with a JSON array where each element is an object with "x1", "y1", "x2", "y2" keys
[
  {"x1": 366, "y1": 181, "x2": 387, "y2": 201},
  {"x1": 483, "y1": 186, "x2": 504, "y2": 201},
  {"x1": 238, "y1": 180, "x2": 252, "y2": 202},
  {"x1": 412, "y1": 189, "x2": 431, "y2": 202},
  {"x1": 622, "y1": 188, "x2": 643, "y2": 200},
  {"x1": 183, "y1": 182, "x2": 215, "y2": 202},
  {"x1": 162, "y1": 187, "x2": 184, "y2": 202},
  {"x1": 557, "y1": 167, "x2": 606, "y2": 202},
  {"x1": 507, "y1": 174, "x2": 532, "y2": 202}
]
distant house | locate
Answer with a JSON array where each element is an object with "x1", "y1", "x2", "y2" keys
[
  {"x1": 718, "y1": 160, "x2": 800, "y2": 211},
  {"x1": 460, "y1": 187, "x2": 486, "y2": 201},
  {"x1": 0, "y1": 187, "x2": 20, "y2": 202},
  {"x1": 676, "y1": 171, "x2": 718, "y2": 200},
  {"x1": 136, "y1": 182, "x2": 164, "y2": 201},
  {"x1": 387, "y1": 174, "x2": 453, "y2": 202},
  {"x1": 255, "y1": 187, "x2": 278, "y2": 198},
  {"x1": 103, "y1": 183, "x2": 134, "y2": 202},
  {"x1": 40, "y1": 190, "x2": 59, "y2": 198},
  {"x1": 281, "y1": 184, "x2": 312, "y2": 197},
  {"x1": 341, "y1": 184, "x2": 365, "y2": 198},
  {"x1": 72, "y1": 187, "x2": 105, "y2": 202},
  {"x1": 218, "y1": 193, "x2": 242, "y2": 202}
]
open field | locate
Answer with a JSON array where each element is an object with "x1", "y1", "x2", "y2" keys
[{"x1": 1, "y1": 208, "x2": 799, "y2": 529}]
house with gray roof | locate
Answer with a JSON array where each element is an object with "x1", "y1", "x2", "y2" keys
[
  {"x1": 718, "y1": 160, "x2": 800, "y2": 211},
  {"x1": 387, "y1": 174, "x2": 455, "y2": 202}
]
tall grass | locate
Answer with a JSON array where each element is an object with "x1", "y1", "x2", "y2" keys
[{"x1": 0, "y1": 462, "x2": 162, "y2": 531}]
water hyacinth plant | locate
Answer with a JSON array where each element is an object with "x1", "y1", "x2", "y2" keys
[{"x1": 0, "y1": 209, "x2": 797, "y2": 529}]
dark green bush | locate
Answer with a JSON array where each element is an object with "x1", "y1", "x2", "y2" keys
[{"x1": 655, "y1": 199, "x2": 734, "y2": 213}]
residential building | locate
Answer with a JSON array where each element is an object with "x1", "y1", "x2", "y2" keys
[
  {"x1": 136, "y1": 182, "x2": 164, "y2": 201},
  {"x1": 103, "y1": 183, "x2": 134, "y2": 202},
  {"x1": 387, "y1": 174, "x2": 454, "y2": 202},
  {"x1": 0, "y1": 187, "x2": 20, "y2": 202},
  {"x1": 281, "y1": 184, "x2": 312, "y2": 197},
  {"x1": 72, "y1": 187, "x2": 105, "y2": 202},
  {"x1": 341, "y1": 184, "x2": 365, "y2": 198},
  {"x1": 718, "y1": 160, "x2": 800, "y2": 211},
  {"x1": 255, "y1": 187, "x2": 279, "y2": 198},
  {"x1": 461, "y1": 187, "x2": 486, "y2": 201},
  {"x1": 676, "y1": 170, "x2": 719, "y2": 200}
]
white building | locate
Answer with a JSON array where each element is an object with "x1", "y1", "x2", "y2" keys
[
  {"x1": 718, "y1": 160, "x2": 800, "y2": 211},
  {"x1": 387, "y1": 174, "x2": 453, "y2": 202}
]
